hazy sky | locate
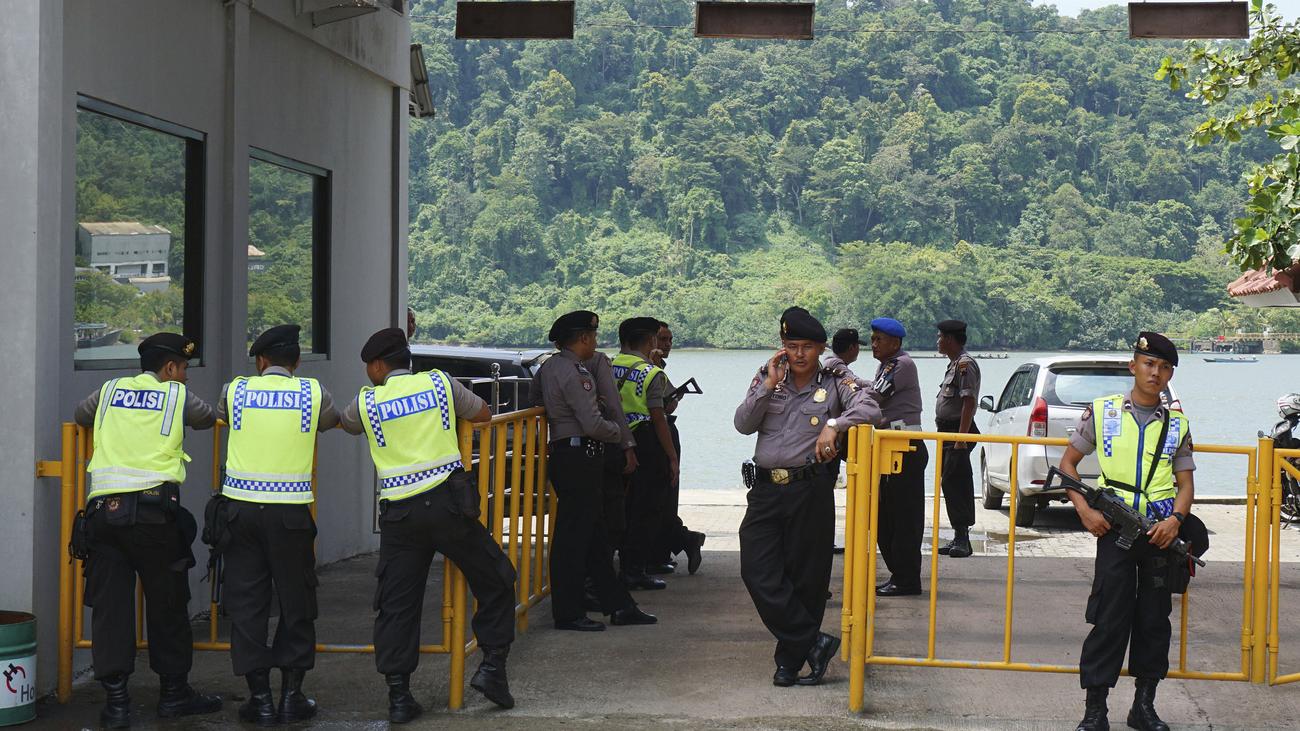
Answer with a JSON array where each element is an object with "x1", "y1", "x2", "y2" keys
[{"x1": 1036, "y1": 0, "x2": 1300, "y2": 21}]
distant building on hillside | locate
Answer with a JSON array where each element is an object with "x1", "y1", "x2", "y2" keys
[
  {"x1": 76, "y1": 221, "x2": 171, "y2": 292},
  {"x1": 248, "y1": 244, "x2": 267, "y2": 272}
]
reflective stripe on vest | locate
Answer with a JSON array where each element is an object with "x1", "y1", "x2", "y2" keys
[
  {"x1": 222, "y1": 374, "x2": 321, "y2": 504},
  {"x1": 360, "y1": 371, "x2": 463, "y2": 502},
  {"x1": 87, "y1": 373, "x2": 189, "y2": 499},
  {"x1": 611, "y1": 353, "x2": 663, "y2": 431},
  {"x1": 1092, "y1": 394, "x2": 1185, "y2": 519}
]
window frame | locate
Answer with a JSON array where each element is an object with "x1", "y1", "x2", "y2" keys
[
  {"x1": 73, "y1": 95, "x2": 206, "y2": 371},
  {"x1": 247, "y1": 148, "x2": 332, "y2": 359}
]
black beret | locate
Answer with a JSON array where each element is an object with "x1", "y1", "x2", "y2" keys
[
  {"x1": 780, "y1": 307, "x2": 826, "y2": 342},
  {"x1": 360, "y1": 327, "x2": 410, "y2": 363},
  {"x1": 547, "y1": 310, "x2": 599, "y2": 342},
  {"x1": 936, "y1": 319, "x2": 967, "y2": 335},
  {"x1": 249, "y1": 324, "x2": 300, "y2": 357},
  {"x1": 138, "y1": 332, "x2": 196, "y2": 359},
  {"x1": 619, "y1": 317, "x2": 661, "y2": 343},
  {"x1": 1134, "y1": 331, "x2": 1178, "y2": 367},
  {"x1": 831, "y1": 328, "x2": 866, "y2": 353}
]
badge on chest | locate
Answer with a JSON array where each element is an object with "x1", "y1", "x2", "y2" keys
[{"x1": 1101, "y1": 407, "x2": 1122, "y2": 438}]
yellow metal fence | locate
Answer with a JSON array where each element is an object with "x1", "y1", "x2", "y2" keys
[
  {"x1": 37, "y1": 407, "x2": 554, "y2": 709},
  {"x1": 841, "y1": 426, "x2": 1294, "y2": 711}
]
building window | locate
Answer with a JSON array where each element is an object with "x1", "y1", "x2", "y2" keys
[
  {"x1": 74, "y1": 96, "x2": 204, "y2": 367},
  {"x1": 247, "y1": 150, "x2": 330, "y2": 355}
]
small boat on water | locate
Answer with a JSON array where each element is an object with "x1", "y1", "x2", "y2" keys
[{"x1": 1203, "y1": 355, "x2": 1259, "y2": 363}]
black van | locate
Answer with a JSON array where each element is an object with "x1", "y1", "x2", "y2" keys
[{"x1": 409, "y1": 344, "x2": 551, "y2": 414}]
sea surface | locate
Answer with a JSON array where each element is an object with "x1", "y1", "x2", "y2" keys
[{"x1": 648, "y1": 349, "x2": 1300, "y2": 497}]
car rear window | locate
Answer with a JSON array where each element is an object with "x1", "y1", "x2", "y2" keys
[{"x1": 1042, "y1": 367, "x2": 1138, "y2": 407}]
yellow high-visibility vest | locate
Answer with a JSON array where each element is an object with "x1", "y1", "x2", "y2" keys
[
  {"x1": 359, "y1": 371, "x2": 462, "y2": 502},
  {"x1": 611, "y1": 353, "x2": 662, "y2": 431},
  {"x1": 86, "y1": 373, "x2": 188, "y2": 499},
  {"x1": 1092, "y1": 394, "x2": 1186, "y2": 518},
  {"x1": 222, "y1": 374, "x2": 321, "y2": 504}
]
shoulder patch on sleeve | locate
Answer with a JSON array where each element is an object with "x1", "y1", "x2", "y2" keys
[{"x1": 1081, "y1": 405, "x2": 1092, "y2": 421}]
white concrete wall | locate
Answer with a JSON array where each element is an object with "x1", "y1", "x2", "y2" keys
[{"x1": 0, "y1": 0, "x2": 410, "y2": 691}]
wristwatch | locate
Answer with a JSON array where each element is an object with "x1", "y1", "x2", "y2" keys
[
  {"x1": 826, "y1": 418, "x2": 839, "y2": 430},
  {"x1": 1170, "y1": 511, "x2": 1186, "y2": 524}
]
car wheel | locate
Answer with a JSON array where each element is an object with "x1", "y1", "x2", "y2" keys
[
  {"x1": 1012, "y1": 493, "x2": 1037, "y2": 528},
  {"x1": 980, "y1": 452, "x2": 1001, "y2": 509}
]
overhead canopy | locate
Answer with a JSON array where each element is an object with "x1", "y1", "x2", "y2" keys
[
  {"x1": 1228, "y1": 261, "x2": 1300, "y2": 307},
  {"x1": 1128, "y1": 1, "x2": 1249, "y2": 40}
]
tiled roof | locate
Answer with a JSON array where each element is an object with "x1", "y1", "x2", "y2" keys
[{"x1": 1227, "y1": 262, "x2": 1299, "y2": 297}]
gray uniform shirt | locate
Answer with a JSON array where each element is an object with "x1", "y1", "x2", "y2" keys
[
  {"x1": 935, "y1": 352, "x2": 980, "y2": 424},
  {"x1": 338, "y1": 369, "x2": 486, "y2": 436},
  {"x1": 868, "y1": 351, "x2": 923, "y2": 427},
  {"x1": 583, "y1": 351, "x2": 636, "y2": 448},
  {"x1": 216, "y1": 365, "x2": 341, "y2": 431},
  {"x1": 74, "y1": 372, "x2": 216, "y2": 430},
  {"x1": 1069, "y1": 397, "x2": 1196, "y2": 474},
  {"x1": 823, "y1": 354, "x2": 870, "y2": 388},
  {"x1": 531, "y1": 349, "x2": 622, "y2": 443},
  {"x1": 734, "y1": 365, "x2": 884, "y2": 468}
]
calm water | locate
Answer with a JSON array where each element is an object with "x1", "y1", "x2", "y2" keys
[{"x1": 647, "y1": 349, "x2": 1300, "y2": 496}]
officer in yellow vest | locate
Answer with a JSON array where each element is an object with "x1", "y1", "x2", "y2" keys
[
  {"x1": 72, "y1": 333, "x2": 222, "y2": 729},
  {"x1": 214, "y1": 324, "x2": 340, "y2": 724},
  {"x1": 1059, "y1": 332, "x2": 1195, "y2": 731},
  {"x1": 613, "y1": 317, "x2": 679, "y2": 589},
  {"x1": 340, "y1": 328, "x2": 517, "y2": 720}
]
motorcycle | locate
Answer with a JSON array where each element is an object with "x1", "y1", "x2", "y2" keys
[{"x1": 1259, "y1": 393, "x2": 1300, "y2": 527}]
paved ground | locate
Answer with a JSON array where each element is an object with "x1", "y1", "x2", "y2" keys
[{"x1": 29, "y1": 491, "x2": 1300, "y2": 730}]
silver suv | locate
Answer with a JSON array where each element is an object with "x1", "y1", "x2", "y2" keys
[{"x1": 979, "y1": 356, "x2": 1180, "y2": 527}]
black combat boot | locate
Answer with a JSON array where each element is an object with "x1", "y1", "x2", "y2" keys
[
  {"x1": 99, "y1": 673, "x2": 131, "y2": 730},
  {"x1": 277, "y1": 668, "x2": 317, "y2": 723},
  {"x1": 1076, "y1": 686, "x2": 1110, "y2": 731},
  {"x1": 156, "y1": 673, "x2": 222, "y2": 718},
  {"x1": 237, "y1": 669, "x2": 276, "y2": 726},
  {"x1": 1127, "y1": 678, "x2": 1169, "y2": 731},
  {"x1": 385, "y1": 673, "x2": 423, "y2": 724},
  {"x1": 469, "y1": 646, "x2": 514, "y2": 709}
]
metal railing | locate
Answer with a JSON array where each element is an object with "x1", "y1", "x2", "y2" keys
[
  {"x1": 38, "y1": 408, "x2": 553, "y2": 709},
  {"x1": 841, "y1": 426, "x2": 1283, "y2": 711}
]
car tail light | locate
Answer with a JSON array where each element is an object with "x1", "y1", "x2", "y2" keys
[{"x1": 1028, "y1": 397, "x2": 1048, "y2": 438}]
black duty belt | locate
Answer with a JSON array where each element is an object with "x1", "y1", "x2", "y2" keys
[
  {"x1": 756, "y1": 463, "x2": 832, "y2": 486},
  {"x1": 550, "y1": 436, "x2": 606, "y2": 457}
]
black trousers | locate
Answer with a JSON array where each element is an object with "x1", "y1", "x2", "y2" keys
[
  {"x1": 84, "y1": 505, "x2": 194, "y2": 680},
  {"x1": 549, "y1": 443, "x2": 635, "y2": 621},
  {"x1": 739, "y1": 468, "x2": 836, "y2": 670},
  {"x1": 876, "y1": 440, "x2": 929, "y2": 591},
  {"x1": 936, "y1": 419, "x2": 977, "y2": 530},
  {"x1": 373, "y1": 481, "x2": 516, "y2": 675},
  {"x1": 623, "y1": 435, "x2": 668, "y2": 576},
  {"x1": 1079, "y1": 532, "x2": 1174, "y2": 688},
  {"x1": 600, "y1": 446, "x2": 628, "y2": 550},
  {"x1": 656, "y1": 419, "x2": 694, "y2": 558},
  {"x1": 222, "y1": 502, "x2": 318, "y2": 676}
]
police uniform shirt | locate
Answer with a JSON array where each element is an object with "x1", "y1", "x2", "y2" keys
[
  {"x1": 935, "y1": 352, "x2": 980, "y2": 423},
  {"x1": 869, "y1": 350, "x2": 923, "y2": 428},
  {"x1": 216, "y1": 366, "x2": 341, "y2": 431},
  {"x1": 1068, "y1": 398, "x2": 1196, "y2": 474},
  {"x1": 338, "y1": 369, "x2": 486, "y2": 435},
  {"x1": 822, "y1": 354, "x2": 870, "y2": 388},
  {"x1": 734, "y1": 366, "x2": 883, "y2": 468},
  {"x1": 531, "y1": 350, "x2": 622, "y2": 443},
  {"x1": 74, "y1": 371, "x2": 217, "y2": 429},
  {"x1": 583, "y1": 352, "x2": 636, "y2": 449}
]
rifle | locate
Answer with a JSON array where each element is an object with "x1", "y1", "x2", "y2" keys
[{"x1": 1045, "y1": 466, "x2": 1204, "y2": 568}]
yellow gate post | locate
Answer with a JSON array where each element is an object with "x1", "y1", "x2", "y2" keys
[
  {"x1": 840, "y1": 423, "x2": 858, "y2": 661},
  {"x1": 34, "y1": 423, "x2": 77, "y2": 702},
  {"x1": 847, "y1": 424, "x2": 873, "y2": 713},
  {"x1": 1252, "y1": 437, "x2": 1274, "y2": 683}
]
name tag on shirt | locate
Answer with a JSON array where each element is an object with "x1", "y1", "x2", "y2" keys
[
  {"x1": 1163, "y1": 419, "x2": 1181, "y2": 456},
  {"x1": 1101, "y1": 409, "x2": 1122, "y2": 438}
]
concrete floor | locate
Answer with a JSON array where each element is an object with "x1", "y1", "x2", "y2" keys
[{"x1": 27, "y1": 493, "x2": 1300, "y2": 730}]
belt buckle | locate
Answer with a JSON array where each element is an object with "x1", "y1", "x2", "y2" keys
[{"x1": 770, "y1": 468, "x2": 790, "y2": 485}]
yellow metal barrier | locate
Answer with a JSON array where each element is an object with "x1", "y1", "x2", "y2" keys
[
  {"x1": 1268, "y1": 447, "x2": 1300, "y2": 685},
  {"x1": 844, "y1": 428, "x2": 1273, "y2": 712},
  {"x1": 40, "y1": 409, "x2": 553, "y2": 709}
]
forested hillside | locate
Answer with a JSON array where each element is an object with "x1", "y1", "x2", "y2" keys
[{"x1": 407, "y1": 0, "x2": 1295, "y2": 349}]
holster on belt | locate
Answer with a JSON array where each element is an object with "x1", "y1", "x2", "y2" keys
[
  {"x1": 68, "y1": 502, "x2": 97, "y2": 562},
  {"x1": 201, "y1": 493, "x2": 234, "y2": 604}
]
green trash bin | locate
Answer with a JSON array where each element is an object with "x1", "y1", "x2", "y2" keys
[{"x1": 0, "y1": 612, "x2": 36, "y2": 726}]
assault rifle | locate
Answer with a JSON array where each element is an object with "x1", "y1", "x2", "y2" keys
[{"x1": 1045, "y1": 466, "x2": 1204, "y2": 568}]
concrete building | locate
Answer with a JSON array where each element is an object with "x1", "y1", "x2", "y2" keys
[
  {"x1": 0, "y1": 0, "x2": 414, "y2": 692},
  {"x1": 76, "y1": 222, "x2": 172, "y2": 291}
]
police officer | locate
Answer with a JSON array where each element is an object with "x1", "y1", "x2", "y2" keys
[
  {"x1": 1059, "y1": 332, "x2": 1195, "y2": 731},
  {"x1": 533, "y1": 311, "x2": 657, "y2": 631},
  {"x1": 935, "y1": 320, "x2": 980, "y2": 559},
  {"x1": 650, "y1": 320, "x2": 705, "y2": 575},
  {"x1": 584, "y1": 342, "x2": 638, "y2": 574},
  {"x1": 72, "y1": 333, "x2": 222, "y2": 729},
  {"x1": 868, "y1": 317, "x2": 929, "y2": 597},
  {"x1": 340, "y1": 328, "x2": 517, "y2": 719},
  {"x1": 614, "y1": 317, "x2": 680, "y2": 589},
  {"x1": 734, "y1": 307, "x2": 882, "y2": 687},
  {"x1": 825, "y1": 328, "x2": 871, "y2": 387},
  {"x1": 215, "y1": 325, "x2": 340, "y2": 724}
]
